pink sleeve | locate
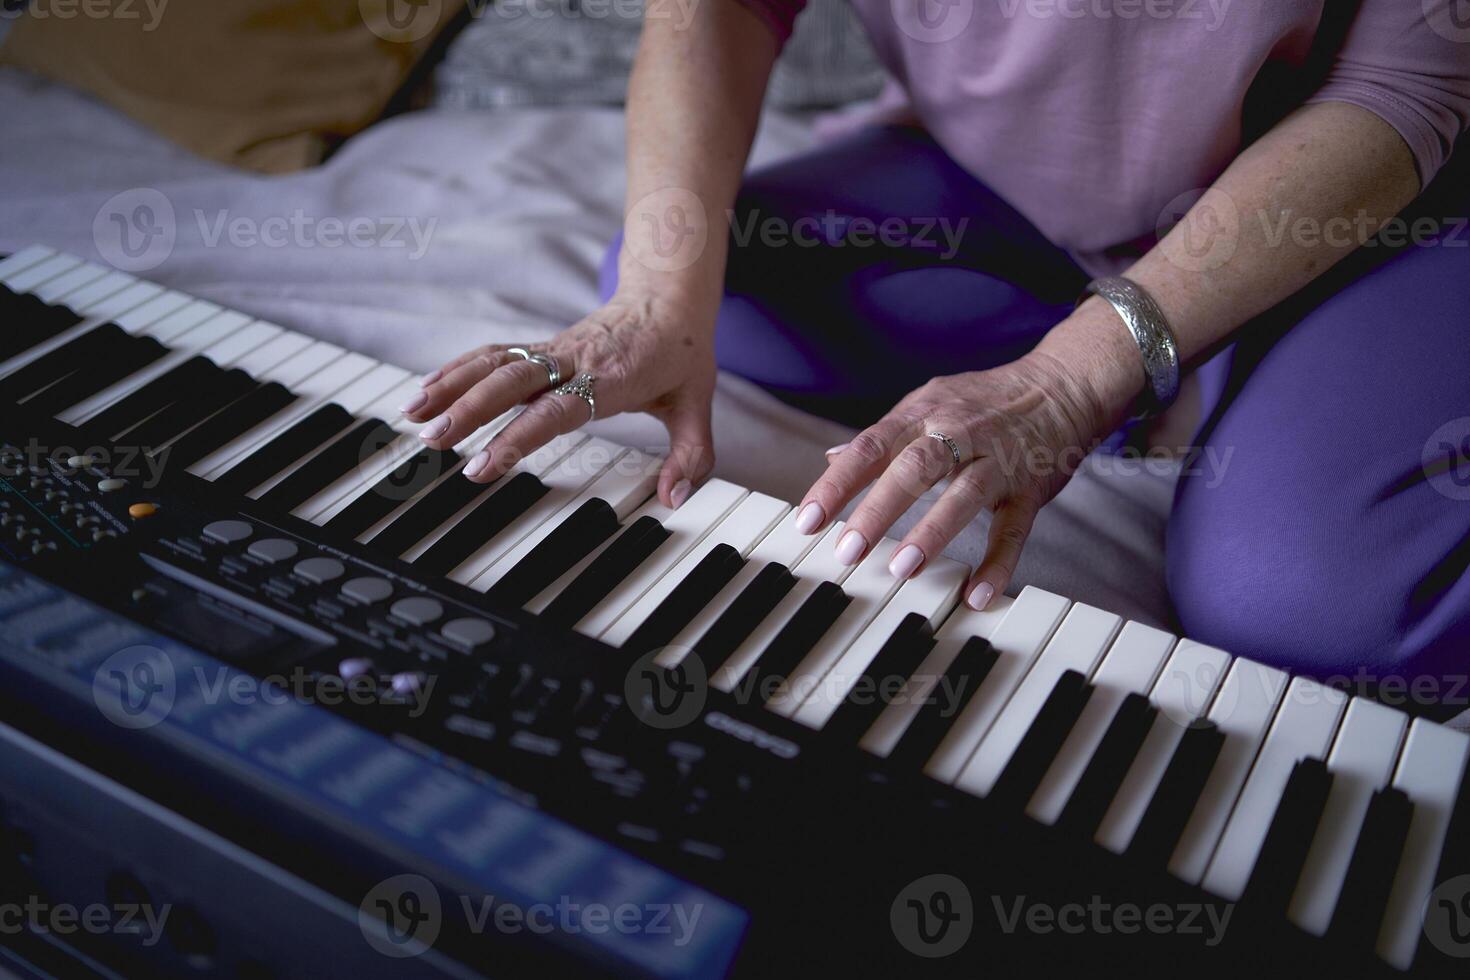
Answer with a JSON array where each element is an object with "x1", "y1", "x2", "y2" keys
[
  {"x1": 730, "y1": 0, "x2": 806, "y2": 47},
  {"x1": 1306, "y1": 0, "x2": 1470, "y2": 186}
]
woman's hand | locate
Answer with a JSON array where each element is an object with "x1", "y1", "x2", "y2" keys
[
  {"x1": 796, "y1": 322, "x2": 1139, "y2": 610},
  {"x1": 401, "y1": 293, "x2": 717, "y2": 508}
]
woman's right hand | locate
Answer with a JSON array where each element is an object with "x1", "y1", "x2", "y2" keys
[{"x1": 401, "y1": 292, "x2": 719, "y2": 510}]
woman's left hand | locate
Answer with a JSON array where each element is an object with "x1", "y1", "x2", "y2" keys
[{"x1": 795, "y1": 350, "x2": 1122, "y2": 611}]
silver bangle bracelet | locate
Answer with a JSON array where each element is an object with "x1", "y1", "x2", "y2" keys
[{"x1": 1081, "y1": 276, "x2": 1181, "y2": 419}]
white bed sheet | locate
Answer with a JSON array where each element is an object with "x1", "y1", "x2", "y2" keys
[{"x1": 0, "y1": 66, "x2": 1178, "y2": 629}]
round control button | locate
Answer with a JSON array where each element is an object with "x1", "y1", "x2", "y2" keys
[
  {"x1": 202, "y1": 520, "x2": 253, "y2": 545},
  {"x1": 294, "y1": 557, "x2": 346, "y2": 584},
  {"x1": 389, "y1": 596, "x2": 444, "y2": 627},
  {"x1": 440, "y1": 618, "x2": 497, "y2": 650},
  {"x1": 340, "y1": 577, "x2": 394, "y2": 604},
  {"x1": 97, "y1": 478, "x2": 128, "y2": 492},
  {"x1": 67, "y1": 454, "x2": 98, "y2": 468},
  {"x1": 128, "y1": 503, "x2": 158, "y2": 519},
  {"x1": 338, "y1": 657, "x2": 375, "y2": 681},
  {"x1": 390, "y1": 672, "x2": 425, "y2": 696},
  {"x1": 247, "y1": 538, "x2": 299, "y2": 564}
]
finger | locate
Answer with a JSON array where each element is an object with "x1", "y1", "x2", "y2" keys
[
  {"x1": 795, "y1": 415, "x2": 919, "y2": 537},
  {"x1": 840, "y1": 433, "x2": 964, "y2": 568},
  {"x1": 419, "y1": 359, "x2": 557, "y2": 451},
  {"x1": 966, "y1": 499, "x2": 1039, "y2": 610},
  {"x1": 887, "y1": 457, "x2": 1004, "y2": 579},
  {"x1": 657, "y1": 399, "x2": 716, "y2": 508},
  {"x1": 419, "y1": 343, "x2": 515, "y2": 388},
  {"x1": 463, "y1": 381, "x2": 594, "y2": 483},
  {"x1": 402, "y1": 350, "x2": 514, "y2": 422}
]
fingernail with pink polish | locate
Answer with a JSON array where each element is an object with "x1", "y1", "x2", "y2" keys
[
  {"x1": 462, "y1": 449, "x2": 490, "y2": 479},
  {"x1": 420, "y1": 369, "x2": 441, "y2": 387},
  {"x1": 398, "y1": 391, "x2": 428, "y2": 416},
  {"x1": 671, "y1": 479, "x2": 692, "y2": 509},
  {"x1": 835, "y1": 529, "x2": 867, "y2": 566},
  {"x1": 888, "y1": 544, "x2": 924, "y2": 579},
  {"x1": 824, "y1": 443, "x2": 849, "y2": 457},
  {"x1": 967, "y1": 582, "x2": 995, "y2": 611},
  {"x1": 795, "y1": 502, "x2": 825, "y2": 535},
  {"x1": 419, "y1": 416, "x2": 451, "y2": 442}
]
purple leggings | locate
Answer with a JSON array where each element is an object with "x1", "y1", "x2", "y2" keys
[{"x1": 600, "y1": 126, "x2": 1470, "y2": 690}]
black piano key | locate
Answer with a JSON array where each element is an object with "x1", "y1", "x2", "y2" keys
[
  {"x1": 822, "y1": 611, "x2": 935, "y2": 745},
  {"x1": 23, "y1": 333, "x2": 168, "y2": 416},
  {"x1": 485, "y1": 497, "x2": 620, "y2": 608},
  {"x1": 540, "y1": 516, "x2": 670, "y2": 625},
  {"x1": 686, "y1": 561, "x2": 796, "y2": 677},
  {"x1": 1125, "y1": 720, "x2": 1226, "y2": 867},
  {"x1": 412, "y1": 472, "x2": 551, "y2": 578},
  {"x1": 0, "y1": 290, "x2": 81, "y2": 360},
  {"x1": 1055, "y1": 692, "x2": 1158, "y2": 836},
  {"x1": 888, "y1": 636, "x2": 998, "y2": 771},
  {"x1": 124, "y1": 368, "x2": 257, "y2": 449},
  {"x1": 255, "y1": 418, "x2": 399, "y2": 512},
  {"x1": 618, "y1": 544, "x2": 746, "y2": 657},
  {"x1": 210, "y1": 403, "x2": 356, "y2": 496},
  {"x1": 160, "y1": 383, "x2": 297, "y2": 469},
  {"x1": 1237, "y1": 758, "x2": 1334, "y2": 917},
  {"x1": 368, "y1": 468, "x2": 490, "y2": 556},
  {"x1": 85, "y1": 356, "x2": 219, "y2": 438},
  {"x1": 4, "y1": 323, "x2": 132, "y2": 401},
  {"x1": 322, "y1": 447, "x2": 459, "y2": 541},
  {"x1": 989, "y1": 669, "x2": 1092, "y2": 808},
  {"x1": 1326, "y1": 786, "x2": 1413, "y2": 948},
  {"x1": 740, "y1": 581, "x2": 850, "y2": 705}
]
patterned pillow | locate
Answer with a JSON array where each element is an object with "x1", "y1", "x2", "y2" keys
[{"x1": 432, "y1": 0, "x2": 885, "y2": 111}]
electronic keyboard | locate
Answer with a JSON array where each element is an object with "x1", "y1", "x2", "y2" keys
[{"x1": 1, "y1": 244, "x2": 1467, "y2": 979}]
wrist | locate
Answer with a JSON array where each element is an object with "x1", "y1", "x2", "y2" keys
[{"x1": 1031, "y1": 297, "x2": 1149, "y2": 432}]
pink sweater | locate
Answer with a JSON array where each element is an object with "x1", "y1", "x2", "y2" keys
[{"x1": 739, "y1": 0, "x2": 1470, "y2": 273}]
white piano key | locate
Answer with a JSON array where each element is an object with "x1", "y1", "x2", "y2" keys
[
  {"x1": 197, "y1": 320, "x2": 282, "y2": 369},
  {"x1": 1094, "y1": 639, "x2": 1233, "y2": 854},
  {"x1": 709, "y1": 521, "x2": 854, "y2": 692},
  {"x1": 788, "y1": 555, "x2": 967, "y2": 729},
  {"x1": 32, "y1": 263, "x2": 110, "y2": 303},
  {"x1": 292, "y1": 435, "x2": 422, "y2": 522},
  {"x1": 474, "y1": 447, "x2": 661, "y2": 599},
  {"x1": 922, "y1": 586, "x2": 1072, "y2": 785},
  {"x1": 127, "y1": 297, "x2": 219, "y2": 341},
  {"x1": 1201, "y1": 677, "x2": 1347, "y2": 901},
  {"x1": 1378, "y1": 718, "x2": 1470, "y2": 969},
  {"x1": 652, "y1": 507, "x2": 824, "y2": 671},
  {"x1": 85, "y1": 282, "x2": 170, "y2": 323},
  {"x1": 599, "y1": 491, "x2": 786, "y2": 647},
  {"x1": 4, "y1": 254, "x2": 82, "y2": 293},
  {"x1": 952, "y1": 602, "x2": 1120, "y2": 797},
  {"x1": 56, "y1": 271, "x2": 139, "y2": 313},
  {"x1": 0, "y1": 244, "x2": 58, "y2": 280},
  {"x1": 398, "y1": 433, "x2": 587, "y2": 563},
  {"x1": 574, "y1": 479, "x2": 748, "y2": 637},
  {"x1": 769, "y1": 541, "x2": 911, "y2": 718},
  {"x1": 1288, "y1": 697, "x2": 1407, "y2": 936},
  {"x1": 526, "y1": 494, "x2": 673, "y2": 609},
  {"x1": 1026, "y1": 621, "x2": 1175, "y2": 825},
  {"x1": 1168, "y1": 658, "x2": 1290, "y2": 884},
  {"x1": 230, "y1": 331, "x2": 313, "y2": 377}
]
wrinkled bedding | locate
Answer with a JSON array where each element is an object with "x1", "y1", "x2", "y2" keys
[{"x1": 0, "y1": 66, "x2": 1179, "y2": 629}]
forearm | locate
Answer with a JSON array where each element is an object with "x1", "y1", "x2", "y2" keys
[
  {"x1": 1036, "y1": 101, "x2": 1423, "y2": 429},
  {"x1": 618, "y1": 0, "x2": 777, "y2": 313}
]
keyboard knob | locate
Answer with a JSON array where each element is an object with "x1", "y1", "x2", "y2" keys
[
  {"x1": 202, "y1": 520, "x2": 253, "y2": 545},
  {"x1": 340, "y1": 577, "x2": 393, "y2": 604},
  {"x1": 97, "y1": 478, "x2": 128, "y2": 493},
  {"x1": 338, "y1": 657, "x2": 374, "y2": 681},
  {"x1": 390, "y1": 596, "x2": 443, "y2": 627},
  {"x1": 440, "y1": 617, "x2": 496, "y2": 651},
  {"x1": 293, "y1": 557, "x2": 345, "y2": 584},
  {"x1": 246, "y1": 538, "x2": 298, "y2": 564},
  {"x1": 391, "y1": 671, "x2": 425, "y2": 696}
]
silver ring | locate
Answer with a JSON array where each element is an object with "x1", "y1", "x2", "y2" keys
[
  {"x1": 507, "y1": 347, "x2": 561, "y2": 389},
  {"x1": 553, "y1": 372, "x2": 596, "y2": 422},
  {"x1": 926, "y1": 432, "x2": 963, "y2": 470}
]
